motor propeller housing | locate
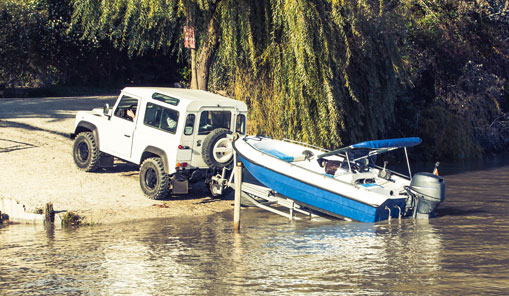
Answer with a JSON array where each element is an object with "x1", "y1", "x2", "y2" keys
[{"x1": 407, "y1": 172, "x2": 446, "y2": 219}]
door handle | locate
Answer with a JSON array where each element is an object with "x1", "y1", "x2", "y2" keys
[{"x1": 124, "y1": 134, "x2": 131, "y2": 138}]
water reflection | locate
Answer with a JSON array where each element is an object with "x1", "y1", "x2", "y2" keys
[
  {"x1": 1, "y1": 214, "x2": 444, "y2": 295},
  {"x1": 1, "y1": 162, "x2": 509, "y2": 295}
]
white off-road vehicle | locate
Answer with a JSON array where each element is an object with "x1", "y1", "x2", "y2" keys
[{"x1": 70, "y1": 87, "x2": 248, "y2": 200}]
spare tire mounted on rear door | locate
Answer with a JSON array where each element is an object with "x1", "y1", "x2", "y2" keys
[{"x1": 201, "y1": 128, "x2": 233, "y2": 169}]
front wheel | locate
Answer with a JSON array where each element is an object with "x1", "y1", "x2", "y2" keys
[
  {"x1": 139, "y1": 157, "x2": 170, "y2": 200},
  {"x1": 73, "y1": 132, "x2": 101, "y2": 172}
]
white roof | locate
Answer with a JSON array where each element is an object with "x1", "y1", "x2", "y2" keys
[{"x1": 121, "y1": 87, "x2": 248, "y2": 112}]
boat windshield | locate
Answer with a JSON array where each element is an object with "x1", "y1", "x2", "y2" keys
[
  {"x1": 343, "y1": 149, "x2": 377, "y2": 168},
  {"x1": 317, "y1": 137, "x2": 421, "y2": 160}
]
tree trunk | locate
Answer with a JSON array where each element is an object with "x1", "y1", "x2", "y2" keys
[
  {"x1": 189, "y1": 2, "x2": 220, "y2": 91},
  {"x1": 190, "y1": 48, "x2": 198, "y2": 89},
  {"x1": 196, "y1": 36, "x2": 216, "y2": 90}
]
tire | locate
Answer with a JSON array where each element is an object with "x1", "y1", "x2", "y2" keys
[
  {"x1": 202, "y1": 128, "x2": 233, "y2": 169},
  {"x1": 208, "y1": 182, "x2": 233, "y2": 198},
  {"x1": 139, "y1": 157, "x2": 170, "y2": 200},
  {"x1": 73, "y1": 132, "x2": 101, "y2": 172},
  {"x1": 208, "y1": 180, "x2": 223, "y2": 197}
]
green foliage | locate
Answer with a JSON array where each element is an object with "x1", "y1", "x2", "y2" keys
[
  {"x1": 0, "y1": 0, "x2": 50, "y2": 86},
  {"x1": 69, "y1": 0, "x2": 508, "y2": 158},
  {"x1": 0, "y1": 0, "x2": 103, "y2": 87},
  {"x1": 0, "y1": 0, "x2": 184, "y2": 89},
  {"x1": 395, "y1": 0, "x2": 508, "y2": 159},
  {"x1": 210, "y1": 0, "x2": 404, "y2": 149},
  {"x1": 71, "y1": 0, "x2": 182, "y2": 57},
  {"x1": 71, "y1": 0, "x2": 403, "y2": 148},
  {"x1": 3, "y1": 0, "x2": 507, "y2": 159},
  {"x1": 417, "y1": 105, "x2": 482, "y2": 160},
  {"x1": 61, "y1": 211, "x2": 83, "y2": 227}
]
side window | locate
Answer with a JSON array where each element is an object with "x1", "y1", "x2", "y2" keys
[
  {"x1": 236, "y1": 114, "x2": 246, "y2": 134},
  {"x1": 144, "y1": 103, "x2": 162, "y2": 127},
  {"x1": 161, "y1": 108, "x2": 179, "y2": 133},
  {"x1": 143, "y1": 103, "x2": 179, "y2": 134},
  {"x1": 184, "y1": 114, "x2": 195, "y2": 135},
  {"x1": 198, "y1": 111, "x2": 231, "y2": 135},
  {"x1": 114, "y1": 95, "x2": 139, "y2": 121}
]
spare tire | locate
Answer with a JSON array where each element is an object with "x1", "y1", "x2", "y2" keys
[{"x1": 202, "y1": 128, "x2": 233, "y2": 169}]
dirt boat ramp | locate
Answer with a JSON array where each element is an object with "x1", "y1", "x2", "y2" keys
[{"x1": 0, "y1": 96, "x2": 233, "y2": 225}]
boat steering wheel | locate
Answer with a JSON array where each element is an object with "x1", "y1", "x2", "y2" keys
[{"x1": 355, "y1": 158, "x2": 370, "y2": 173}]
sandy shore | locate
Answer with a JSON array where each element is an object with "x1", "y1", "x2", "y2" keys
[{"x1": 0, "y1": 96, "x2": 233, "y2": 225}]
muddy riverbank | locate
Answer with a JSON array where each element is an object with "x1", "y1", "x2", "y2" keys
[{"x1": 0, "y1": 96, "x2": 233, "y2": 225}]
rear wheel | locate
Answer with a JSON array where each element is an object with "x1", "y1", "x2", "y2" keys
[
  {"x1": 73, "y1": 132, "x2": 101, "y2": 172},
  {"x1": 139, "y1": 157, "x2": 169, "y2": 200}
]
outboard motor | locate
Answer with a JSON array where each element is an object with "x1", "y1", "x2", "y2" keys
[{"x1": 406, "y1": 172, "x2": 446, "y2": 219}]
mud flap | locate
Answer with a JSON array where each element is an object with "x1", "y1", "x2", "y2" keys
[
  {"x1": 99, "y1": 154, "x2": 114, "y2": 168},
  {"x1": 172, "y1": 179, "x2": 189, "y2": 194}
]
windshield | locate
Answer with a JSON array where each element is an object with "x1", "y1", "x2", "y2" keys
[
  {"x1": 344, "y1": 149, "x2": 377, "y2": 168},
  {"x1": 198, "y1": 110, "x2": 231, "y2": 135}
]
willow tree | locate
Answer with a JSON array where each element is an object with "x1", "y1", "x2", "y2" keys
[
  {"x1": 72, "y1": 0, "x2": 232, "y2": 90},
  {"x1": 72, "y1": 0, "x2": 407, "y2": 148},
  {"x1": 210, "y1": 0, "x2": 407, "y2": 148},
  {"x1": 0, "y1": 0, "x2": 90, "y2": 87}
]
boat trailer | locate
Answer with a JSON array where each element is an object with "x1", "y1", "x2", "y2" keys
[
  {"x1": 239, "y1": 182, "x2": 325, "y2": 221},
  {"x1": 210, "y1": 153, "x2": 330, "y2": 227}
]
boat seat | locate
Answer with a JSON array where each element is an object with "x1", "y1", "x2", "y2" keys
[
  {"x1": 259, "y1": 148, "x2": 314, "y2": 162},
  {"x1": 324, "y1": 160, "x2": 342, "y2": 175},
  {"x1": 259, "y1": 148, "x2": 294, "y2": 162}
]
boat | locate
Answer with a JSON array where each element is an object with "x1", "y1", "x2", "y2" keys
[{"x1": 233, "y1": 136, "x2": 445, "y2": 222}]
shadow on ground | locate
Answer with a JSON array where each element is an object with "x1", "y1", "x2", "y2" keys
[
  {"x1": 0, "y1": 138, "x2": 38, "y2": 153},
  {"x1": 0, "y1": 120, "x2": 70, "y2": 139},
  {"x1": 0, "y1": 96, "x2": 117, "y2": 121}
]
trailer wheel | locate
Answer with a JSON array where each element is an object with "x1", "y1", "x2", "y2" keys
[
  {"x1": 208, "y1": 180, "x2": 232, "y2": 198},
  {"x1": 73, "y1": 132, "x2": 101, "y2": 172},
  {"x1": 202, "y1": 128, "x2": 233, "y2": 169},
  {"x1": 139, "y1": 157, "x2": 169, "y2": 200},
  {"x1": 208, "y1": 180, "x2": 222, "y2": 197}
]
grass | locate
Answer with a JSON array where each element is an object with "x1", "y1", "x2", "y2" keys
[
  {"x1": 61, "y1": 211, "x2": 84, "y2": 227},
  {"x1": 61, "y1": 211, "x2": 99, "y2": 227}
]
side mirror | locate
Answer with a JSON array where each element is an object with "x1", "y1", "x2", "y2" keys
[{"x1": 103, "y1": 103, "x2": 111, "y2": 117}]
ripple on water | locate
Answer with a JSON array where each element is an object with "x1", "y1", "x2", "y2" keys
[{"x1": 1, "y1": 164, "x2": 509, "y2": 295}]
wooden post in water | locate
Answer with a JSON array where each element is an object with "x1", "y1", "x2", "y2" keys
[
  {"x1": 234, "y1": 161, "x2": 242, "y2": 232},
  {"x1": 44, "y1": 202, "x2": 54, "y2": 224}
]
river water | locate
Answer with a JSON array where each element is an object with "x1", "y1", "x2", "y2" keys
[{"x1": 1, "y1": 158, "x2": 509, "y2": 295}]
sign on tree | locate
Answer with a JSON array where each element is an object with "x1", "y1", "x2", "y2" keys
[{"x1": 184, "y1": 26, "x2": 195, "y2": 49}]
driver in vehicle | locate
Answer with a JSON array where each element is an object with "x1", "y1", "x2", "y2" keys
[{"x1": 127, "y1": 108, "x2": 136, "y2": 120}]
